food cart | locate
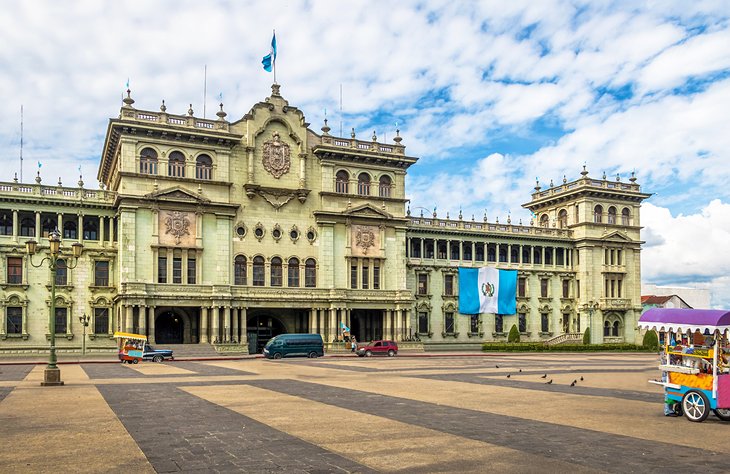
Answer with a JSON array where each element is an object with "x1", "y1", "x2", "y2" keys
[
  {"x1": 113, "y1": 331, "x2": 147, "y2": 364},
  {"x1": 639, "y1": 308, "x2": 730, "y2": 422}
]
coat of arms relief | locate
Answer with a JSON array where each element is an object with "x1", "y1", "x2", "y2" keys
[
  {"x1": 352, "y1": 225, "x2": 380, "y2": 256},
  {"x1": 162, "y1": 211, "x2": 191, "y2": 245},
  {"x1": 262, "y1": 131, "x2": 291, "y2": 179}
]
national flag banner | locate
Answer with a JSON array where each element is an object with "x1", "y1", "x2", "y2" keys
[
  {"x1": 262, "y1": 32, "x2": 277, "y2": 72},
  {"x1": 340, "y1": 321, "x2": 350, "y2": 333},
  {"x1": 458, "y1": 267, "x2": 517, "y2": 315}
]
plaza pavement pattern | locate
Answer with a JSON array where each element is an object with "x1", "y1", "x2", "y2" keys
[{"x1": 1, "y1": 354, "x2": 728, "y2": 473}]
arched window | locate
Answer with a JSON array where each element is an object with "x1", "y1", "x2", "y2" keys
[
  {"x1": 140, "y1": 148, "x2": 158, "y2": 175},
  {"x1": 20, "y1": 217, "x2": 34, "y2": 237},
  {"x1": 593, "y1": 205, "x2": 603, "y2": 223},
  {"x1": 288, "y1": 257, "x2": 300, "y2": 287},
  {"x1": 41, "y1": 216, "x2": 57, "y2": 238},
  {"x1": 305, "y1": 258, "x2": 316, "y2": 288},
  {"x1": 195, "y1": 154, "x2": 212, "y2": 180},
  {"x1": 379, "y1": 175, "x2": 392, "y2": 198},
  {"x1": 234, "y1": 255, "x2": 247, "y2": 285},
  {"x1": 168, "y1": 151, "x2": 185, "y2": 177},
  {"x1": 558, "y1": 209, "x2": 568, "y2": 228},
  {"x1": 63, "y1": 221, "x2": 77, "y2": 239},
  {"x1": 621, "y1": 208, "x2": 630, "y2": 226},
  {"x1": 55, "y1": 259, "x2": 67, "y2": 285},
  {"x1": 357, "y1": 173, "x2": 371, "y2": 196},
  {"x1": 252, "y1": 256, "x2": 265, "y2": 286},
  {"x1": 612, "y1": 320, "x2": 620, "y2": 337},
  {"x1": 335, "y1": 170, "x2": 349, "y2": 193},
  {"x1": 540, "y1": 214, "x2": 549, "y2": 227},
  {"x1": 604, "y1": 320, "x2": 610, "y2": 337},
  {"x1": 270, "y1": 257, "x2": 282, "y2": 287},
  {"x1": 0, "y1": 213, "x2": 11, "y2": 235},
  {"x1": 607, "y1": 206, "x2": 617, "y2": 225},
  {"x1": 83, "y1": 217, "x2": 98, "y2": 240}
]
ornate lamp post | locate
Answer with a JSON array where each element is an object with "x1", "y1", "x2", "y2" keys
[
  {"x1": 78, "y1": 313, "x2": 90, "y2": 356},
  {"x1": 582, "y1": 300, "x2": 599, "y2": 345},
  {"x1": 26, "y1": 229, "x2": 83, "y2": 386}
]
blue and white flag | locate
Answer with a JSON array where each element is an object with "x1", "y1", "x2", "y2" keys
[
  {"x1": 262, "y1": 32, "x2": 277, "y2": 72},
  {"x1": 458, "y1": 267, "x2": 517, "y2": 315},
  {"x1": 339, "y1": 321, "x2": 350, "y2": 333}
]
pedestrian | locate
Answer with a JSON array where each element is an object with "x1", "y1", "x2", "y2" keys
[{"x1": 351, "y1": 336, "x2": 357, "y2": 353}]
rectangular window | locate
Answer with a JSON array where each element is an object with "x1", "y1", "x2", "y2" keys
[
  {"x1": 288, "y1": 264, "x2": 299, "y2": 288},
  {"x1": 577, "y1": 279, "x2": 581, "y2": 298},
  {"x1": 495, "y1": 314, "x2": 503, "y2": 333},
  {"x1": 350, "y1": 263, "x2": 358, "y2": 289},
  {"x1": 541, "y1": 313, "x2": 549, "y2": 333},
  {"x1": 562, "y1": 280, "x2": 570, "y2": 298},
  {"x1": 444, "y1": 312, "x2": 454, "y2": 333},
  {"x1": 7, "y1": 257, "x2": 22, "y2": 284},
  {"x1": 417, "y1": 274, "x2": 428, "y2": 295},
  {"x1": 618, "y1": 279, "x2": 622, "y2": 297},
  {"x1": 187, "y1": 257, "x2": 196, "y2": 284},
  {"x1": 158, "y1": 255, "x2": 167, "y2": 283},
  {"x1": 94, "y1": 261, "x2": 109, "y2": 287},
  {"x1": 172, "y1": 257, "x2": 182, "y2": 284},
  {"x1": 444, "y1": 274, "x2": 454, "y2": 296},
  {"x1": 55, "y1": 307, "x2": 67, "y2": 334},
  {"x1": 450, "y1": 243, "x2": 460, "y2": 260},
  {"x1": 418, "y1": 312, "x2": 429, "y2": 333},
  {"x1": 55, "y1": 259, "x2": 68, "y2": 286},
  {"x1": 6, "y1": 307, "x2": 22, "y2": 334},
  {"x1": 253, "y1": 264, "x2": 265, "y2": 286},
  {"x1": 362, "y1": 263, "x2": 369, "y2": 290},
  {"x1": 611, "y1": 279, "x2": 616, "y2": 297},
  {"x1": 373, "y1": 264, "x2": 380, "y2": 290},
  {"x1": 470, "y1": 315, "x2": 479, "y2": 333},
  {"x1": 519, "y1": 313, "x2": 527, "y2": 333},
  {"x1": 540, "y1": 279, "x2": 549, "y2": 298},
  {"x1": 518, "y1": 277, "x2": 526, "y2": 297},
  {"x1": 94, "y1": 307, "x2": 108, "y2": 335}
]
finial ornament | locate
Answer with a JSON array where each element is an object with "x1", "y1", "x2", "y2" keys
[
  {"x1": 393, "y1": 128, "x2": 402, "y2": 144},
  {"x1": 616, "y1": 173, "x2": 621, "y2": 181},
  {"x1": 13, "y1": 173, "x2": 18, "y2": 183},
  {"x1": 581, "y1": 164, "x2": 588, "y2": 177},
  {"x1": 35, "y1": 170, "x2": 41, "y2": 184},
  {"x1": 458, "y1": 208, "x2": 463, "y2": 220},
  {"x1": 372, "y1": 131, "x2": 377, "y2": 142},
  {"x1": 187, "y1": 104, "x2": 194, "y2": 116},
  {"x1": 160, "y1": 100, "x2": 167, "y2": 112},
  {"x1": 122, "y1": 89, "x2": 135, "y2": 107},
  {"x1": 629, "y1": 170, "x2": 637, "y2": 183},
  {"x1": 483, "y1": 210, "x2": 487, "y2": 222},
  {"x1": 549, "y1": 179, "x2": 554, "y2": 188},
  {"x1": 58, "y1": 177, "x2": 62, "y2": 187},
  {"x1": 563, "y1": 175, "x2": 567, "y2": 184},
  {"x1": 321, "y1": 118, "x2": 331, "y2": 135},
  {"x1": 216, "y1": 103, "x2": 227, "y2": 120},
  {"x1": 602, "y1": 171, "x2": 607, "y2": 180},
  {"x1": 534, "y1": 177, "x2": 541, "y2": 192},
  {"x1": 406, "y1": 205, "x2": 411, "y2": 216},
  {"x1": 351, "y1": 128, "x2": 356, "y2": 139}
]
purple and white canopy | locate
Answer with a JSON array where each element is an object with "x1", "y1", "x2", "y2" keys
[{"x1": 639, "y1": 308, "x2": 730, "y2": 333}]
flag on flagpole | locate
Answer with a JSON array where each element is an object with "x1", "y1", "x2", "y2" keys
[
  {"x1": 37, "y1": 161, "x2": 42, "y2": 169},
  {"x1": 339, "y1": 321, "x2": 351, "y2": 333},
  {"x1": 458, "y1": 267, "x2": 517, "y2": 315},
  {"x1": 262, "y1": 32, "x2": 277, "y2": 72}
]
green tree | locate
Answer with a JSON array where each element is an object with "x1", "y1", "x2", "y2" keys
[
  {"x1": 583, "y1": 327, "x2": 591, "y2": 345},
  {"x1": 508, "y1": 324, "x2": 520, "y2": 343},
  {"x1": 642, "y1": 330, "x2": 659, "y2": 350}
]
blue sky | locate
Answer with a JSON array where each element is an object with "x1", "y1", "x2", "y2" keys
[{"x1": 1, "y1": 0, "x2": 729, "y2": 306}]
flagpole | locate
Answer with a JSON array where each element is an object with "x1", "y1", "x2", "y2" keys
[{"x1": 272, "y1": 29, "x2": 277, "y2": 85}]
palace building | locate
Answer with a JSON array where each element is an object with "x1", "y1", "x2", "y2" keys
[{"x1": 0, "y1": 84, "x2": 651, "y2": 355}]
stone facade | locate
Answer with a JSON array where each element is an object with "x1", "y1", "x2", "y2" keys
[{"x1": 0, "y1": 84, "x2": 650, "y2": 354}]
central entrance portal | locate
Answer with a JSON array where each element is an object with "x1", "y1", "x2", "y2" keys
[
  {"x1": 156, "y1": 311, "x2": 184, "y2": 344},
  {"x1": 246, "y1": 314, "x2": 286, "y2": 354},
  {"x1": 351, "y1": 309, "x2": 383, "y2": 342}
]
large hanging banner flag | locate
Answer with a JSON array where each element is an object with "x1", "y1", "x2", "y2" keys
[{"x1": 458, "y1": 267, "x2": 517, "y2": 315}]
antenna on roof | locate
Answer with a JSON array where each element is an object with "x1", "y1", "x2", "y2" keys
[
  {"x1": 203, "y1": 64, "x2": 207, "y2": 119},
  {"x1": 20, "y1": 105, "x2": 23, "y2": 183}
]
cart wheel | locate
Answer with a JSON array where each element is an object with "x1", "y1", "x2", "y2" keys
[
  {"x1": 682, "y1": 391, "x2": 710, "y2": 422},
  {"x1": 273, "y1": 352, "x2": 282, "y2": 360},
  {"x1": 713, "y1": 408, "x2": 730, "y2": 421},
  {"x1": 153, "y1": 355, "x2": 163, "y2": 363},
  {"x1": 132, "y1": 359, "x2": 139, "y2": 364}
]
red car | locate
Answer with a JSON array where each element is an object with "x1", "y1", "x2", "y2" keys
[{"x1": 356, "y1": 340, "x2": 398, "y2": 357}]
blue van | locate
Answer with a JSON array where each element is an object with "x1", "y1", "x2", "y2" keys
[{"x1": 263, "y1": 333, "x2": 324, "y2": 359}]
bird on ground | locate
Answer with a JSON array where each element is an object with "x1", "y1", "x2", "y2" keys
[
  {"x1": 496, "y1": 365, "x2": 500, "y2": 368},
  {"x1": 580, "y1": 376, "x2": 584, "y2": 381},
  {"x1": 546, "y1": 379, "x2": 553, "y2": 384},
  {"x1": 506, "y1": 374, "x2": 511, "y2": 378},
  {"x1": 519, "y1": 369, "x2": 522, "y2": 372},
  {"x1": 541, "y1": 374, "x2": 547, "y2": 379},
  {"x1": 570, "y1": 381, "x2": 576, "y2": 387}
]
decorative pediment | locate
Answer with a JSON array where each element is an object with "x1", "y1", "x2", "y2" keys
[
  {"x1": 145, "y1": 186, "x2": 210, "y2": 204},
  {"x1": 344, "y1": 203, "x2": 393, "y2": 219},
  {"x1": 602, "y1": 231, "x2": 632, "y2": 242},
  {"x1": 244, "y1": 184, "x2": 310, "y2": 209}
]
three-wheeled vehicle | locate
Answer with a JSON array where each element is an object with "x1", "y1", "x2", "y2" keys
[
  {"x1": 639, "y1": 308, "x2": 730, "y2": 422},
  {"x1": 114, "y1": 331, "x2": 146, "y2": 364}
]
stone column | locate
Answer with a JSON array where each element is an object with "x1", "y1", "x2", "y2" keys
[
  {"x1": 12, "y1": 210, "x2": 18, "y2": 241},
  {"x1": 78, "y1": 214, "x2": 83, "y2": 241},
  {"x1": 223, "y1": 306, "x2": 231, "y2": 342},
  {"x1": 35, "y1": 211, "x2": 40, "y2": 240},
  {"x1": 420, "y1": 238, "x2": 424, "y2": 259},
  {"x1": 125, "y1": 305, "x2": 134, "y2": 333},
  {"x1": 382, "y1": 309, "x2": 390, "y2": 340},
  {"x1": 552, "y1": 247, "x2": 557, "y2": 267},
  {"x1": 139, "y1": 305, "x2": 147, "y2": 338},
  {"x1": 211, "y1": 306, "x2": 220, "y2": 343},
  {"x1": 232, "y1": 307, "x2": 239, "y2": 343},
  {"x1": 148, "y1": 306, "x2": 156, "y2": 344},
  {"x1": 99, "y1": 216, "x2": 105, "y2": 244},
  {"x1": 57, "y1": 214, "x2": 63, "y2": 236},
  {"x1": 309, "y1": 308, "x2": 316, "y2": 333},
  {"x1": 200, "y1": 307, "x2": 209, "y2": 343},
  {"x1": 240, "y1": 307, "x2": 247, "y2": 343}
]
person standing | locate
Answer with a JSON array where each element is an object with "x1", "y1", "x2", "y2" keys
[{"x1": 351, "y1": 336, "x2": 357, "y2": 353}]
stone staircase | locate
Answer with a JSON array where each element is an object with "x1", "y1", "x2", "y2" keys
[
  {"x1": 543, "y1": 333, "x2": 583, "y2": 346},
  {"x1": 153, "y1": 343, "x2": 235, "y2": 358}
]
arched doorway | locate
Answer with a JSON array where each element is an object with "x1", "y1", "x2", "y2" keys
[
  {"x1": 156, "y1": 311, "x2": 184, "y2": 344},
  {"x1": 246, "y1": 314, "x2": 287, "y2": 354}
]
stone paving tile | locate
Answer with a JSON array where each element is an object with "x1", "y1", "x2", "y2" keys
[
  {"x1": 170, "y1": 361, "x2": 256, "y2": 376},
  {"x1": 81, "y1": 363, "x2": 146, "y2": 379},
  {"x1": 0, "y1": 387, "x2": 11, "y2": 403},
  {"x1": 249, "y1": 379, "x2": 729, "y2": 474},
  {"x1": 97, "y1": 383, "x2": 376, "y2": 474},
  {"x1": 415, "y1": 372, "x2": 660, "y2": 403},
  {"x1": 0, "y1": 364, "x2": 33, "y2": 381}
]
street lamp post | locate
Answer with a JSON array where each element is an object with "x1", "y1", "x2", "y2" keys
[
  {"x1": 26, "y1": 229, "x2": 83, "y2": 386},
  {"x1": 583, "y1": 300, "x2": 599, "y2": 345},
  {"x1": 79, "y1": 313, "x2": 90, "y2": 356}
]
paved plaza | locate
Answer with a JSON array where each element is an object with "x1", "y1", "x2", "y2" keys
[{"x1": 1, "y1": 353, "x2": 728, "y2": 473}]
